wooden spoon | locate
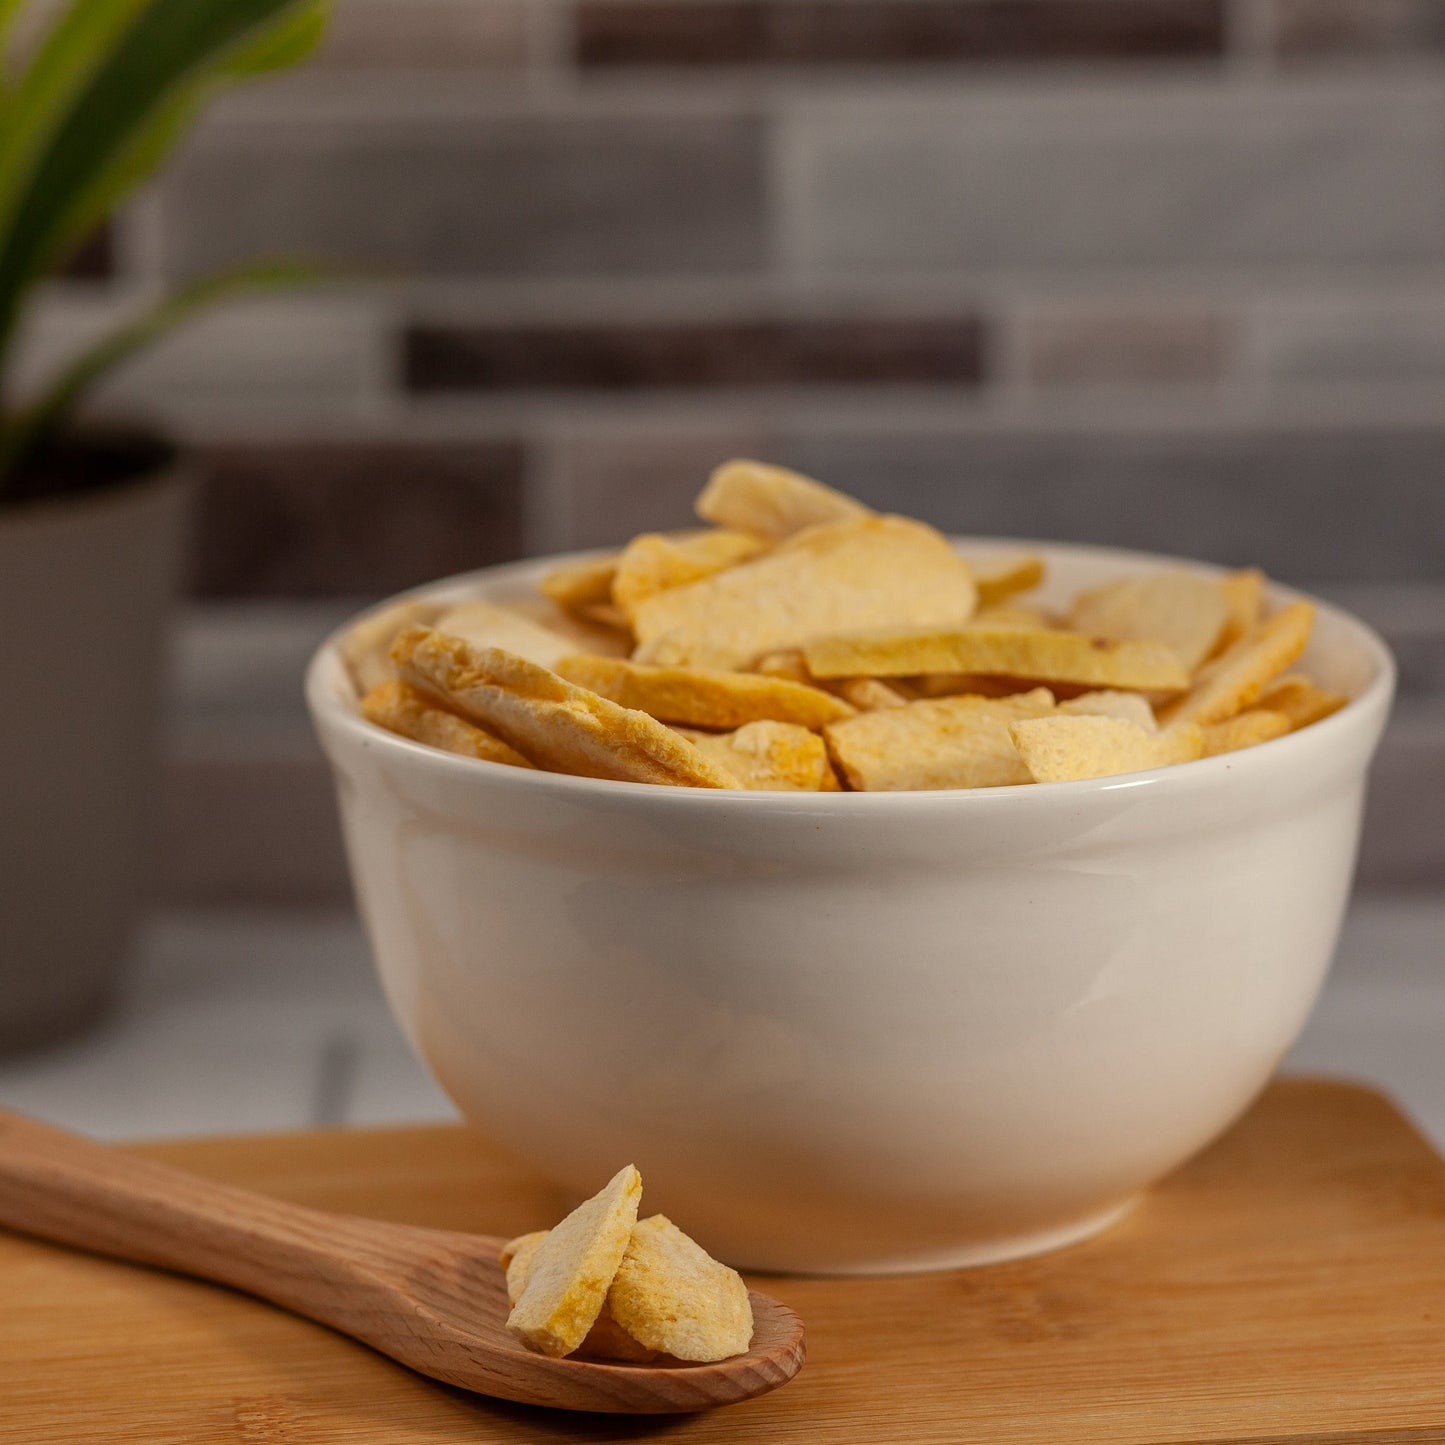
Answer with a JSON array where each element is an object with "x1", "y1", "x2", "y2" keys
[{"x1": 0, "y1": 1109, "x2": 805, "y2": 1413}]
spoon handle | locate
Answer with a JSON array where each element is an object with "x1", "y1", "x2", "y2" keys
[{"x1": 0, "y1": 1108, "x2": 396, "y2": 1318}]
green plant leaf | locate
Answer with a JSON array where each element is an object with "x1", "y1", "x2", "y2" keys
[
  {"x1": 0, "y1": 0, "x2": 328, "y2": 370},
  {"x1": 0, "y1": 258, "x2": 320, "y2": 484},
  {"x1": 0, "y1": 0, "x2": 154, "y2": 240},
  {"x1": 42, "y1": 2, "x2": 329, "y2": 286}
]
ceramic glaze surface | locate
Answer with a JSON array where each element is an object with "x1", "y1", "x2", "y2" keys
[{"x1": 307, "y1": 540, "x2": 1394, "y2": 1273}]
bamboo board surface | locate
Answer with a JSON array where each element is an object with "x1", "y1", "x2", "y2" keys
[{"x1": 3, "y1": 1078, "x2": 1445, "y2": 1443}]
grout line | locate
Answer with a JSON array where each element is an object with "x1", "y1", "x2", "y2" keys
[
  {"x1": 1224, "y1": 0, "x2": 1277, "y2": 76},
  {"x1": 312, "y1": 1035, "x2": 361, "y2": 1127}
]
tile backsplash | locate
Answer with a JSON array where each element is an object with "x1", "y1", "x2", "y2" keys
[{"x1": 18, "y1": 0, "x2": 1445, "y2": 598}]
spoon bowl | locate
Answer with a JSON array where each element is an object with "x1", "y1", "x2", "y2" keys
[{"x1": 0, "y1": 1109, "x2": 804, "y2": 1413}]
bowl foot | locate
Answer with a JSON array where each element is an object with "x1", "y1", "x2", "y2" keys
[{"x1": 746, "y1": 1195, "x2": 1140, "y2": 1277}]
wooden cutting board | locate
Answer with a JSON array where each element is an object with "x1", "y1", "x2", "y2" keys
[{"x1": 3, "y1": 1077, "x2": 1445, "y2": 1444}]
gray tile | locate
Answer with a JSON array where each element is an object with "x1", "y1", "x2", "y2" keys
[
  {"x1": 1356, "y1": 711, "x2": 1445, "y2": 891},
  {"x1": 779, "y1": 424, "x2": 1445, "y2": 582},
  {"x1": 318, "y1": 0, "x2": 532, "y2": 69},
  {"x1": 559, "y1": 424, "x2": 781, "y2": 547},
  {"x1": 158, "y1": 114, "x2": 768, "y2": 280},
  {"x1": 1257, "y1": 296, "x2": 1445, "y2": 382},
  {"x1": 783, "y1": 86, "x2": 1445, "y2": 270},
  {"x1": 1021, "y1": 303, "x2": 1234, "y2": 385}
]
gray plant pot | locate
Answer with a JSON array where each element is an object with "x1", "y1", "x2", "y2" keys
[{"x1": 0, "y1": 452, "x2": 190, "y2": 1054}]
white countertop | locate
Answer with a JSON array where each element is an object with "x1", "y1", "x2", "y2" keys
[{"x1": 1, "y1": 894, "x2": 1440, "y2": 1153}]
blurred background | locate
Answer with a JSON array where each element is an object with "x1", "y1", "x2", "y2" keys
[{"x1": 3, "y1": 0, "x2": 1441, "y2": 1140}]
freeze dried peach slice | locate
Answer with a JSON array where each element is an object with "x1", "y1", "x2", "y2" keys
[
  {"x1": 556, "y1": 654, "x2": 855, "y2": 730},
  {"x1": 804, "y1": 625, "x2": 1189, "y2": 693},
  {"x1": 1212, "y1": 568, "x2": 1268, "y2": 658},
  {"x1": 1199, "y1": 709, "x2": 1292, "y2": 757},
  {"x1": 538, "y1": 554, "x2": 619, "y2": 615},
  {"x1": 341, "y1": 597, "x2": 441, "y2": 693},
  {"x1": 824, "y1": 689, "x2": 1055, "y2": 791},
  {"x1": 361, "y1": 680, "x2": 535, "y2": 769},
  {"x1": 503, "y1": 1230, "x2": 657, "y2": 1363},
  {"x1": 612, "y1": 529, "x2": 770, "y2": 622},
  {"x1": 1256, "y1": 672, "x2": 1348, "y2": 729},
  {"x1": 1160, "y1": 601, "x2": 1315, "y2": 727},
  {"x1": 632, "y1": 515, "x2": 977, "y2": 670},
  {"x1": 1010, "y1": 714, "x2": 1203, "y2": 784},
  {"x1": 393, "y1": 628, "x2": 736, "y2": 788},
  {"x1": 433, "y1": 599, "x2": 581, "y2": 671},
  {"x1": 1067, "y1": 569, "x2": 1228, "y2": 673},
  {"x1": 607, "y1": 1215, "x2": 754, "y2": 1363},
  {"x1": 506, "y1": 1165, "x2": 643, "y2": 1358},
  {"x1": 696, "y1": 458, "x2": 871, "y2": 538},
  {"x1": 677, "y1": 721, "x2": 839, "y2": 791},
  {"x1": 972, "y1": 552, "x2": 1045, "y2": 609},
  {"x1": 1057, "y1": 689, "x2": 1158, "y2": 731}
]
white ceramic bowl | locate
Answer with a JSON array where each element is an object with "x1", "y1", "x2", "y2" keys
[{"x1": 306, "y1": 539, "x2": 1394, "y2": 1275}]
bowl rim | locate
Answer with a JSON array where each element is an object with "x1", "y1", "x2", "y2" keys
[{"x1": 305, "y1": 534, "x2": 1397, "y2": 811}]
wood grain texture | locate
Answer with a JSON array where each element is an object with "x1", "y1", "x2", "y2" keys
[{"x1": 3, "y1": 1079, "x2": 1445, "y2": 1442}]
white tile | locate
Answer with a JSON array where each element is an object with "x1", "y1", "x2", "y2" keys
[
  {"x1": 11, "y1": 289, "x2": 392, "y2": 417},
  {"x1": 781, "y1": 81, "x2": 1445, "y2": 272},
  {"x1": 1257, "y1": 293, "x2": 1445, "y2": 381}
]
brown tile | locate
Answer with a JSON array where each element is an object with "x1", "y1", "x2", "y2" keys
[
  {"x1": 1022, "y1": 306, "x2": 1233, "y2": 386},
  {"x1": 56, "y1": 224, "x2": 113, "y2": 281},
  {"x1": 190, "y1": 440, "x2": 526, "y2": 596},
  {"x1": 1265, "y1": 0, "x2": 1445, "y2": 57},
  {"x1": 160, "y1": 116, "x2": 768, "y2": 281},
  {"x1": 576, "y1": 0, "x2": 1224, "y2": 67},
  {"x1": 405, "y1": 317, "x2": 985, "y2": 391},
  {"x1": 559, "y1": 428, "x2": 781, "y2": 547},
  {"x1": 317, "y1": 0, "x2": 531, "y2": 68}
]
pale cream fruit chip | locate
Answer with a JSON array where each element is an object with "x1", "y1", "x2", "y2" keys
[
  {"x1": 1199, "y1": 709, "x2": 1292, "y2": 758},
  {"x1": 538, "y1": 554, "x2": 618, "y2": 615},
  {"x1": 824, "y1": 689, "x2": 1055, "y2": 791},
  {"x1": 393, "y1": 628, "x2": 736, "y2": 788},
  {"x1": 1067, "y1": 569, "x2": 1228, "y2": 673},
  {"x1": 433, "y1": 599, "x2": 581, "y2": 671},
  {"x1": 501, "y1": 1231, "x2": 548, "y2": 1302},
  {"x1": 612, "y1": 529, "x2": 771, "y2": 622},
  {"x1": 501, "y1": 593, "x2": 632, "y2": 658},
  {"x1": 1010, "y1": 714, "x2": 1203, "y2": 784},
  {"x1": 606, "y1": 1214, "x2": 754, "y2": 1363},
  {"x1": 908, "y1": 673, "x2": 1041, "y2": 700},
  {"x1": 340, "y1": 598, "x2": 441, "y2": 694},
  {"x1": 555, "y1": 654, "x2": 855, "y2": 730},
  {"x1": 678, "y1": 721, "x2": 839, "y2": 791},
  {"x1": 1057, "y1": 689, "x2": 1158, "y2": 731},
  {"x1": 972, "y1": 604, "x2": 1053, "y2": 631},
  {"x1": 696, "y1": 458, "x2": 871, "y2": 538},
  {"x1": 506, "y1": 1164, "x2": 643, "y2": 1358},
  {"x1": 503, "y1": 1229, "x2": 656, "y2": 1362},
  {"x1": 1213, "y1": 568, "x2": 1267, "y2": 657},
  {"x1": 752, "y1": 649, "x2": 813, "y2": 684},
  {"x1": 1160, "y1": 600, "x2": 1315, "y2": 728},
  {"x1": 833, "y1": 676, "x2": 911, "y2": 711},
  {"x1": 361, "y1": 680, "x2": 535, "y2": 769},
  {"x1": 972, "y1": 553, "x2": 1045, "y2": 609},
  {"x1": 632, "y1": 515, "x2": 977, "y2": 670},
  {"x1": 1256, "y1": 672, "x2": 1348, "y2": 729},
  {"x1": 804, "y1": 624, "x2": 1188, "y2": 693},
  {"x1": 582, "y1": 601, "x2": 633, "y2": 635}
]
